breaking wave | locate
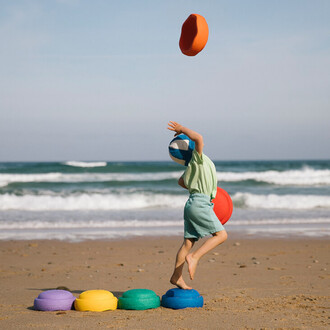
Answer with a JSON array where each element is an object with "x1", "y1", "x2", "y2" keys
[
  {"x1": 0, "y1": 193, "x2": 186, "y2": 211},
  {"x1": 63, "y1": 161, "x2": 107, "y2": 168},
  {"x1": 218, "y1": 167, "x2": 330, "y2": 186},
  {"x1": 232, "y1": 192, "x2": 330, "y2": 209}
]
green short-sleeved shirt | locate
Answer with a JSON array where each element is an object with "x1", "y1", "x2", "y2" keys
[{"x1": 183, "y1": 149, "x2": 217, "y2": 200}]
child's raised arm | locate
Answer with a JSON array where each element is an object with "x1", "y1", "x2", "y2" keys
[{"x1": 167, "y1": 121, "x2": 204, "y2": 155}]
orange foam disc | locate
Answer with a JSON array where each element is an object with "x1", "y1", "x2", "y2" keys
[
  {"x1": 179, "y1": 14, "x2": 209, "y2": 56},
  {"x1": 212, "y1": 187, "x2": 233, "y2": 225}
]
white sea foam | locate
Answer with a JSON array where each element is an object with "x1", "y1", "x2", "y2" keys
[
  {"x1": 64, "y1": 161, "x2": 107, "y2": 168},
  {"x1": 218, "y1": 167, "x2": 330, "y2": 185},
  {"x1": 235, "y1": 227, "x2": 330, "y2": 238},
  {"x1": 0, "y1": 171, "x2": 183, "y2": 187},
  {"x1": 1, "y1": 191, "x2": 330, "y2": 211},
  {"x1": 1, "y1": 167, "x2": 329, "y2": 187},
  {"x1": 0, "y1": 173, "x2": 63, "y2": 187},
  {"x1": 0, "y1": 218, "x2": 328, "y2": 241},
  {"x1": 233, "y1": 192, "x2": 330, "y2": 210},
  {"x1": 0, "y1": 220, "x2": 183, "y2": 230},
  {"x1": 0, "y1": 193, "x2": 186, "y2": 211},
  {"x1": 227, "y1": 218, "x2": 330, "y2": 225},
  {"x1": 0, "y1": 227, "x2": 183, "y2": 242},
  {"x1": 1, "y1": 218, "x2": 329, "y2": 231}
]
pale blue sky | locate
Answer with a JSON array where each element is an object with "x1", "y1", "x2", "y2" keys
[{"x1": 1, "y1": 0, "x2": 329, "y2": 161}]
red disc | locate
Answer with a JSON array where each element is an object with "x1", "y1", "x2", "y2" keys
[{"x1": 211, "y1": 187, "x2": 233, "y2": 225}]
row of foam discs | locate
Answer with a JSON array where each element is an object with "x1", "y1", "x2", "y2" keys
[{"x1": 34, "y1": 288, "x2": 203, "y2": 311}]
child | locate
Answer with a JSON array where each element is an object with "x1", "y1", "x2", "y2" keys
[{"x1": 168, "y1": 121, "x2": 228, "y2": 290}]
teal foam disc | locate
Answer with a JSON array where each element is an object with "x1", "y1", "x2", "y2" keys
[{"x1": 118, "y1": 289, "x2": 160, "y2": 310}]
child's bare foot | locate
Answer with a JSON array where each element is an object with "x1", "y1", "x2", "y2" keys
[
  {"x1": 186, "y1": 253, "x2": 198, "y2": 280},
  {"x1": 170, "y1": 275, "x2": 192, "y2": 290}
]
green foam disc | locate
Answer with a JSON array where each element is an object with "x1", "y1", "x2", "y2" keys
[{"x1": 118, "y1": 289, "x2": 160, "y2": 310}]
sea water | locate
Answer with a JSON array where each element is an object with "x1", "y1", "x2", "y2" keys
[{"x1": 0, "y1": 160, "x2": 329, "y2": 241}]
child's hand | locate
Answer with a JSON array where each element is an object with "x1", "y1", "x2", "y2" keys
[
  {"x1": 167, "y1": 121, "x2": 204, "y2": 155},
  {"x1": 168, "y1": 121, "x2": 183, "y2": 136}
]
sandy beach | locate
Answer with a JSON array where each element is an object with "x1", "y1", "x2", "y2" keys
[{"x1": 0, "y1": 236, "x2": 329, "y2": 329}]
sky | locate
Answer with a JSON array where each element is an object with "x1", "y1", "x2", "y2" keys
[{"x1": 0, "y1": 0, "x2": 329, "y2": 161}]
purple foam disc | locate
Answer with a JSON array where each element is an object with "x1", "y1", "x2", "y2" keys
[{"x1": 34, "y1": 290, "x2": 75, "y2": 311}]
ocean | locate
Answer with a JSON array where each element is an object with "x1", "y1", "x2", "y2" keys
[{"x1": 0, "y1": 160, "x2": 329, "y2": 241}]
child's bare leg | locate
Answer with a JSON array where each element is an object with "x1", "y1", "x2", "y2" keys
[
  {"x1": 186, "y1": 230, "x2": 227, "y2": 280},
  {"x1": 170, "y1": 238, "x2": 195, "y2": 289}
]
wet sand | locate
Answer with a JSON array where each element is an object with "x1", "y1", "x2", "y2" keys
[{"x1": 0, "y1": 236, "x2": 329, "y2": 329}]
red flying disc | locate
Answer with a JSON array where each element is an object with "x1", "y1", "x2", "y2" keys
[{"x1": 212, "y1": 187, "x2": 233, "y2": 225}]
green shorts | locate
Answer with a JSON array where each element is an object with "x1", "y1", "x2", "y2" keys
[{"x1": 184, "y1": 193, "x2": 225, "y2": 240}]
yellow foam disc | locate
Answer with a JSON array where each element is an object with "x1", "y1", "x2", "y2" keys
[{"x1": 74, "y1": 290, "x2": 118, "y2": 312}]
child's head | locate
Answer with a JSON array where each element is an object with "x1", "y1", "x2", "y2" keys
[{"x1": 168, "y1": 134, "x2": 195, "y2": 166}]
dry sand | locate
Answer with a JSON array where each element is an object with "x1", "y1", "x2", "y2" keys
[{"x1": 0, "y1": 236, "x2": 329, "y2": 329}]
